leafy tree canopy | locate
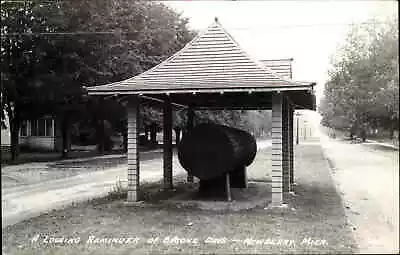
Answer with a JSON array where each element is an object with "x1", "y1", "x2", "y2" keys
[{"x1": 319, "y1": 16, "x2": 399, "y2": 136}]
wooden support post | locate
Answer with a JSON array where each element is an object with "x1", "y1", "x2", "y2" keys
[
  {"x1": 271, "y1": 93, "x2": 283, "y2": 206},
  {"x1": 229, "y1": 166, "x2": 247, "y2": 188},
  {"x1": 289, "y1": 105, "x2": 294, "y2": 191},
  {"x1": 186, "y1": 108, "x2": 194, "y2": 183},
  {"x1": 127, "y1": 97, "x2": 140, "y2": 202},
  {"x1": 243, "y1": 167, "x2": 248, "y2": 188},
  {"x1": 296, "y1": 116, "x2": 299, "y2": 145},
  {"x1": 163, "y1": 97, "x2": 173, "y2": 190},
  {"x1": 282, "y1": 96, "x2": 290, "y2": 202},
  {"x1": 226, "y1": 172, "x2": 232, "y2": 202}
]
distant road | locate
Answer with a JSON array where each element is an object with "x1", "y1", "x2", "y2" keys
[{"x1": 319, "y1": 131, "x2": 399, "y2": 253}]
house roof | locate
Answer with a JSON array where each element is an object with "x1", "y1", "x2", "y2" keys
[
  {"x1": 260, "y1": 58, "x2": 293, "y2": 79},
  {"x1": 87, "y1": 19, "x2": 314, "y2": 95}
]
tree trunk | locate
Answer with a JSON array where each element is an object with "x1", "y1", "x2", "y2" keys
[
  {"x1": 10, "y1": 122, "x2": 20, "y2": 162},
  {"x1": 350, "y1": 122, "x2": 358, "y2": 140},
  {"x1": 360, "y1": 128, "x2": 366, "y2": 142},
  {"x1": 389, "y1": 122, "x2": 395, "y2": 140},
  {"x1": 150, "y1": 123, "x2": 157, "y2": 146},
  {"x1": 144, "y1": 125, "x2": 150, "y2": 143},
  {"x1": 8, "y1": 107, "x2": 21, "y2": 162},
  {"x1": 174, "y1": 127, "x2": 181, "y2": 146},
  {"x1": 97, "y1": 118, "x2": 105, "y2": 154},
  {"x1": 62, "y1": 113, "x2": 71, "y2": 158},
  {"x1": 123, "y1": 129, "x2": 128, "y2": 153}
]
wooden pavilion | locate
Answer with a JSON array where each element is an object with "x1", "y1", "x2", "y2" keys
[{"x1": 86, "y1": 18, "x2": 316, "y2": 206}]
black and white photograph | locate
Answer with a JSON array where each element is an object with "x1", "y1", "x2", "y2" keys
[{"x1": 1, "y1": 0, "x2": 398, "y2": 254}]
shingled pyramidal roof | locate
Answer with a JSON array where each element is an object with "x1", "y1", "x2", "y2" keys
[{"x1": 87, "y1": 18, "x2": 312, "y2": 94}]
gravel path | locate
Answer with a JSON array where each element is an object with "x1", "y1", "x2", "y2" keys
[{"x1": 319, "y1": 128, "x2": 399, "y2": 254}]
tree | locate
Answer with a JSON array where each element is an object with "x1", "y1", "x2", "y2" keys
[
  {"x1": 2, "y1": 0, "x2": 274, "y2": 161},
  {"x1": 60, "y1": 0, "x2": 195, "y2": 150},
  {"x1": 319, "y1": 16, "x2": 399, "y2": 139},
  {"x1": 1, "y1": 1, "x2": 68, "y2": 160},
  {"x1": 1, "y1": 0, "x2": 196, "y2": 159}
]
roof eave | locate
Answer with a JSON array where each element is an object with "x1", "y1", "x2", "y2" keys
[{"x1": 86, "y1": 84, "x2": 314, "y2": 96}]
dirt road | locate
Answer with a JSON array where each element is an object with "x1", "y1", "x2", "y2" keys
[
  {"x1": 319, "y1": 130, "x2": 399, "y2": 254},
  {"x1": 2, "y1": 155, "x2": 186, "y2": 228},
  {"x1": 2, "y1": 141, "x2": 272, "y2": 228},
  {"x1": 1, "y1": 150, "x2": 165, "y2": 188}
]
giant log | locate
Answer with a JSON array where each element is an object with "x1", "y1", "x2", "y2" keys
[{"x1": 178, "y1": 123, "x2": 257, "y2": 180}]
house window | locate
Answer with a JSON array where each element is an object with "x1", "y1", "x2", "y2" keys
[
  {"x1": 30, "y1": 119, "x2": 53, "y2": 137},
  {"x1": 20, "y1": 120, "x2": 28, "y2": 136},
  {"x1": 31, "y1": 120, "x2": 38, "y2": 136},
  {"x1": 45, "y1": 119, "x2": 53, "y2": 136},
  {"x1": 38, "y1": 119, "x2": 46, "y2": 136}
]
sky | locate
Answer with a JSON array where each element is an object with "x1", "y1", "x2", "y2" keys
[{"x1": 163, "y1": 0, "x2": 398, "y2": 105}]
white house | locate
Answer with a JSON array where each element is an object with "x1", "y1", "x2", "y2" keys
[
  {"x1": 1, "y1": 112, "x2": 11, "y2": 153},
  {"x1": 1, "y1": 115, "x2": 62, "y2": 152},
  {"x1": 19, "y1": 117, "x2": 63, "y2": 151}
]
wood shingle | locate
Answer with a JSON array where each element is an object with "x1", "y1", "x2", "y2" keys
[
  {"x1": 260, "y1": 59, "x2": 293, "y2": 80},
  {"x1": 87, "y1": 19, "x2": 314, "y2": 95}
]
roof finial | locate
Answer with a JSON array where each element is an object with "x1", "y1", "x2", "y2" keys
[{"x1": 214, "y1": 17, "x2": 219, "y2": 23}]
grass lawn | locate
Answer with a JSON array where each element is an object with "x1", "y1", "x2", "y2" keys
[{"x1": 2, "y1": 144, "x2": 357, "y2": 254}]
